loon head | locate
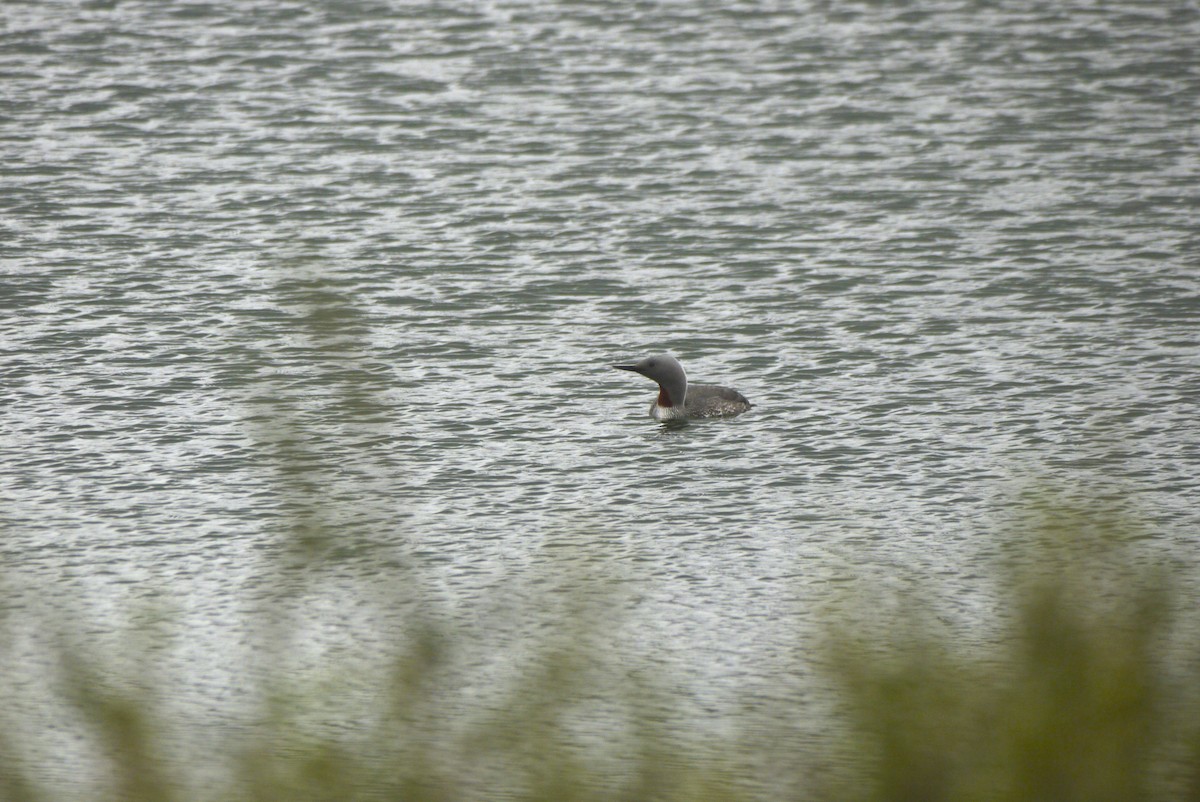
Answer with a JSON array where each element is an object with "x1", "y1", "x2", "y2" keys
[{"x1": 613, "y1": 353, "x2": 689, "y2": 409}]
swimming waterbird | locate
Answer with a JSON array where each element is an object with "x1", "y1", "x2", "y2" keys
[{"x1": 613, "y1": 354, "x2": 752, "y2": 421}]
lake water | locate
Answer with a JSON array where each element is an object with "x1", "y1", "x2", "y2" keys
[{"x1": 2, "y1": 0, "x2": 1199, "y2": 794}]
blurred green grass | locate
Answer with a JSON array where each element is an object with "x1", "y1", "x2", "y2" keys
[
  {"x1": 821, "y1": 502, "x2": 1200, "y2": 802},
  {"x1": 4, "y1": 281, "x2": 1196, "y2": 800},
  {"x1": 2, "y1": 501, "x2": 1197, "y2": 802}
]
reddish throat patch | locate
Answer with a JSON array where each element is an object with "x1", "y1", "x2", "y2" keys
[{"x1": 656, "y1": 386, "x2": 674, "y2": 407}]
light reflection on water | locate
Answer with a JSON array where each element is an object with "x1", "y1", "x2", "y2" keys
[{"x1": 1, "y1": 0, "x2": 1198, "y2": 790}]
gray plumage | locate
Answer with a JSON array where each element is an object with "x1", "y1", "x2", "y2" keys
[{"x1": 612, "y1": 354, "x2": 752, "y2": 420}]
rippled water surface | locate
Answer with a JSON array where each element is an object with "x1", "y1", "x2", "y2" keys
[{"x1": 3, "y1": 0, "x2": 1199, "y2": 790}]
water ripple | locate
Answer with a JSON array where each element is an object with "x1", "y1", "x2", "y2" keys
[{"x1": 2, "y1": 0, "x2": 1198, "y2": 783}]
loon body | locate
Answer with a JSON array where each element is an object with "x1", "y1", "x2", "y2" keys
[{"x1": 613, "y1": 354, "x2": 752, "y2": 420}]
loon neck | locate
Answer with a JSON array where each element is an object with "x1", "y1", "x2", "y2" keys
[
  {"x1": 656, "y1": 373, "x2": 688, "y2": 409},
  {"x1": 651, "y1": 378, "x2": 690, "y2": 420}
]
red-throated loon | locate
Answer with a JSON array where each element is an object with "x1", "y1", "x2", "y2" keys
[{"x1": 613, "y1": 354, "x2": 752, "y2": 420}]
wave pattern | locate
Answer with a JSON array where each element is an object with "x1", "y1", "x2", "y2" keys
[{"x1": 2, "y1": 0, "x2": 1198, "y2": 768}]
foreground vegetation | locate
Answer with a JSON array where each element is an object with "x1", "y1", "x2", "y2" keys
[
  {"x1": 5, "y1": 288, "x2": 1196, "y2": 800},
  {"x1": 823, "y1": 504, "x2": 1200, "y2": 802},
  {"x1": 1, "y1": 499, "x2": 1198, "y2": 802}
]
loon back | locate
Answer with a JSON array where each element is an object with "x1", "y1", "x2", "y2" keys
[{"x1": 683, "y1": 383, "x2": 753, "y2": 419}]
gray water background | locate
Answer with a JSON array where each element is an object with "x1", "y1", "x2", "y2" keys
[{"x1": 2, "y1": 0, "x2": 1199, "y2": 792}]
